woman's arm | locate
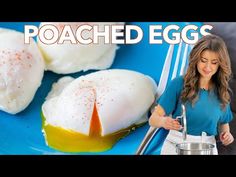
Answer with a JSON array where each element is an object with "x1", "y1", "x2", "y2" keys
[
  {"x1": 219, "y1": 123, "x2": 234, "y2": 146},
  {"x1": 149, "y1": 104, "x2": 182, "y2": 130}
]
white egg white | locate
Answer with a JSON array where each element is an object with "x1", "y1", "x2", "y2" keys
[
  {"x1": 37, "y1": 22, "x2": 124, "y2": 74},
  {"x1": 42, "y1": 69, "x2": 157, "y2": 136},
  {"x1": 0, "y1": 28, "x2": 45, "y2": 114}
]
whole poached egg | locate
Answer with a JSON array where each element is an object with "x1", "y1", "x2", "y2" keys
[
  {"x1": 42, "y1": 69, "x2": 157, "y2": 152},
  {"x1": 0, "y1": 28, "x2": 44, "y2": 114},
  {"x1": 37, "y1": 22, "x2": 124, "y2": 74}
]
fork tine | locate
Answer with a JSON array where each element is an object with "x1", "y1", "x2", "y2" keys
[
  {"x1": 156, "y1": 44, "x2": 174, "y2": 97},
  {"x1": 136, "y1": 44, "x2": 175, "y2": 155},
  {"x1": 180, "y1": 43, "x2": 189, "y2": 76},
  {"x1": 171, "y1": 40, "x2": 183, "y2": 80},
  {"x1": 183, "y1": 44, "x2": 194, "y2": 74}
]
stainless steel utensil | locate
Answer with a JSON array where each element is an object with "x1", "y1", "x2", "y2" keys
[{"x1": 175, "y1": 104, "x2": 187, "y2": 142}]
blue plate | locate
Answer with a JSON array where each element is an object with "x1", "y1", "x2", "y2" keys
[{"x1": 0, "y1": 22, "x2": 202, "y2": 154}]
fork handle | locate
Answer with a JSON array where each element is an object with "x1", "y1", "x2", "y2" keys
[{"x1": 136, "y1": 126, "x2": 159, "y2": 155}]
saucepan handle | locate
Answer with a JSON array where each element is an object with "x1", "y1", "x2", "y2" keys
[
  {"x1": 176, "y1": 116, "x2": 183, "y2": 130},
  {"x1": 201, "y1": 132, "x2": 207, "y2": 143}
]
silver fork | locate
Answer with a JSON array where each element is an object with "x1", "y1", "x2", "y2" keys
[{"x1": 136, "y1": 40, "x2": 190, "y2": 155}]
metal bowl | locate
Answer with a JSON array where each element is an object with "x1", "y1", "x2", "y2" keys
[{"x1": 176, "y1": 142, "x2": 215, "y2": 155}]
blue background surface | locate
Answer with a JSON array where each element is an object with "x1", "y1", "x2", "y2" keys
[{"x1": 0, "y1": 22, "x2": 202, "y2": 154}]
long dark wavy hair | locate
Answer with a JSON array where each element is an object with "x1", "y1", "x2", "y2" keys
[{"x1": 181, "y1": 34, "x2": 232, "y2": 109}]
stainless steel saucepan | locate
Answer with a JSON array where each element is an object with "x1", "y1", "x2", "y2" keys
[
  {"x1": 175, "y1": 131, "x2": 215, "y2": 155},
  {"x1": 176, "y1": 142, "x2": 215, "y2": 155}
]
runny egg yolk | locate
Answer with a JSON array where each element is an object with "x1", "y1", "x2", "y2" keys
[{"x1": 42, "y1": 104, "x2": 141, "y2": 153}]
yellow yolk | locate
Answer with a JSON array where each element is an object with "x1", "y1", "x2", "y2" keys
[{"x1": 42, "y1": 104, "x2": 143, "y2": 153}]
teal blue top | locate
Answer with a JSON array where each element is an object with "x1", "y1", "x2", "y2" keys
[{"x1": 158, "y1": 76, "x2": 233, "y2": 136}]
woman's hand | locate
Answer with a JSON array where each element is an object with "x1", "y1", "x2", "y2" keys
[
  {"x1": 149, "y1": 104, "x2": 182, "y2": 130},
  {"x1": 161, "y1": 116, "x2": 182, "y2": 131},
  {"x1": 220, "y1": 131, "x2": 234, "y2": 146}
]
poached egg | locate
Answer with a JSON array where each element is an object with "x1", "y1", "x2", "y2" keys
[
  {"x1": 42, "y1": 69, "x2": 157, "y2": 152},
  {"x1": 0, "y1": 28, "x2": 44, "y2": 114}
]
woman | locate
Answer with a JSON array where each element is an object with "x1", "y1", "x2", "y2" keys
[{"x1": 149, "y1": 34, "x2": 234, "y2": 155}]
